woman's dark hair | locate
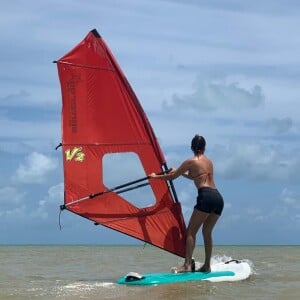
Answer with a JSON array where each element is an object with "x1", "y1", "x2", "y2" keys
[{"x1": 191, "y1": 134, "x2": 206, "y2": 153}]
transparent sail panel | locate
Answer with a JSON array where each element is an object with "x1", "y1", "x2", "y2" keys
[{"x1": 102, "y1": 152, "x2": 156, "y2": 208}]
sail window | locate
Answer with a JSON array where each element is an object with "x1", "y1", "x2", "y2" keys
[{"x1": 102, "y1": 152, "x2": 156, "y2": 208}]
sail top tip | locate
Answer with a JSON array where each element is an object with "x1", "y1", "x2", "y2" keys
[{"x1": 91, "y1": 29, "x2": 101, "y2": 38}]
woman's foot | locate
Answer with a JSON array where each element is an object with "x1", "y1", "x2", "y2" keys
[
  {"x1": 197, "y1": 265, "x2": 211, "y2": 273},
  {"x1": 172, "y1": 258, "x2": 195, "y2": 273},
  {"x1": 175, "y1": 264, "x2": 192, "y2": 273}
]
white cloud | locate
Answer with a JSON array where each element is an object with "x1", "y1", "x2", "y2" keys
[
  {"x1": 1, "y1": 205, "x2": 27, "y2": 220},
  {"x1": 164, "y1": 0, "x2": 300, "y2": 17},
  {"x1": 0, "y1": 117, "x2": 59, "y2": 139},
  {"x1": 31, "y1": 183, "x2": 64, "y2": 220},
  {"x1": 0, "y1": 183, "x2": 63, "y2": 225},
  {"x1": 266, "y1": 117, "x2": 293, "y2": 134},
  {"x1": 164, "y1": 75, "x2": 264, "y2": 112},
  {"x1": 0, "y1": 186, "x2": 28, "y2": 222},
  {"x1": 48, "y1": 182, "x2": 64, "y2": 200},
  {"x1": 240, "y1": 188, "x2": 300, "y2": 226},
  {"x1": 254, "y1": 215, "x2": 269, "y2": 222},
  {"x1": 13, "y1": 152, "x2": 58, "y2": 184},
  {"x1": 247, "y1": 208, "x2": 262, "y2": 215},
  {"x1": 0, "y1": 90, "x2": 29, "y2": 104},
  {"x1": 280, "y1": 188, "x2": 300, "y2": 208},
  {"x1": 0, "y1": 89, "x2": 59, "y2": 108},
  {"x1": 225, "y1": 214, "x2": 242, "y2": 223},
  {"x1": 224, "y1": 202, "x2": 232, "y2": 209},
  {"x1": 0, "y1": 186, "x2": 26, "y2": 210},
  {"x1": 212, "y1": 142, "x2": 300, "y2": 183}
]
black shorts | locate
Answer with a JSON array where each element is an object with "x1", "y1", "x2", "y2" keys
[{"x1": 194, "y1": 187, "x2": 224, "y2": 216}]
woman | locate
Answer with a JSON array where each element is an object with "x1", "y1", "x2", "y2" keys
[{"x1": 149, "y1": 134, "x2": 224, "y2": 273}]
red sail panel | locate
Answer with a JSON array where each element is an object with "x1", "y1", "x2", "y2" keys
[{"x1": 56, "y1": 29, "x2": 186, "y2": 257}]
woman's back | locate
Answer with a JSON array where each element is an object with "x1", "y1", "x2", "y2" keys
[{"x1": 188, "y1": 155, "x2": 216, "y2": 189}]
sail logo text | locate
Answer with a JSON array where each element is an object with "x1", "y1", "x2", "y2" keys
[{"x1": 65, "y1": 147, "x2": 85, "y2": 162}]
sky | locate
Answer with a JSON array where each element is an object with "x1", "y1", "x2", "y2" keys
[{"x1": 0, "y1": 0, "x2": 299, "y2": 246}]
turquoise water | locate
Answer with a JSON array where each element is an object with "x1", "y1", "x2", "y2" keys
[{"x1": 0, "y1": 245, "x2": 299, "y2": 299}]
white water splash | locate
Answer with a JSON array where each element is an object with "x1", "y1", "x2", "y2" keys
[{"x1": 194, "y1": 254, "x2": 255, "y2": 282}]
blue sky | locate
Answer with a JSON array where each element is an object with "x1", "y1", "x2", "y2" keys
[{"x1": 0, "y1": 0, "x2": 299, "y2": 246}]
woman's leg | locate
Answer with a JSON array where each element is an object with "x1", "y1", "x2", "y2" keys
[
  {"x1": 177, "y1": 209, "x2": 209, "y2": 272},
  {"x1": 199, "y1": 213, "x2": 219, "y2": 272}
]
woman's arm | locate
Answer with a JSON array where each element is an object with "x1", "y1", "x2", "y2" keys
[
  {"x1": 149, "y1": 160, "x2": 190, "y2": 181},
  {"x1": 149, "y1": 168, "x2": 176, "y2": 180}
]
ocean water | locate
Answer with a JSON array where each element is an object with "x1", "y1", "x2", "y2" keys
[{"x1": 0, "y1": 245, "x2": 299, "y2": 299}]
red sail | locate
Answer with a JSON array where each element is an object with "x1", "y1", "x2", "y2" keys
[{"x1": 56, "y1": 29, "x2": 186, "y2": 257}]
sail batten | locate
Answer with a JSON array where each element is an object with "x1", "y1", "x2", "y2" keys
[
  {"x1": 56, "y1": 29, "x2": 186, "y2": 257},
  {"x1": 57, "y1": 60, "x2": 115, "y2": 72}
]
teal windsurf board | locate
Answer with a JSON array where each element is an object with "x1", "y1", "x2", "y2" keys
[
  {"x1": 117, "y1": 270, "x2": 234, "y2": 285},
  {"x1": 116, "y1": 260, "x2": 252, "y2": 286}
]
